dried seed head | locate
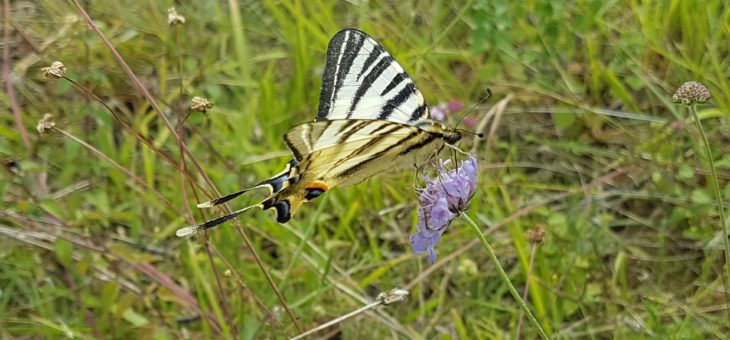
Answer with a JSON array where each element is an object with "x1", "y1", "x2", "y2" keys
[
  {"x1": 37, "y1": 114, "x2": 56, "y2": 134},
  {"x1": 167, "y1": 7, "x2": 186, "y2": 25},
  {"x1": 527, "y1": 224, "x2": 546, "y2": 245},
  {"x1": 41, "y1": 61, "x2": 66, "y2": 79},
  {"x1": 376, "y1": 288, "x2": 409, "y2": 305},
  {"x1": 672, "y1": 81, "x2": 711, "y2": 105},
  {"x1": 191, "y1": 96, "x2": 213, "y2": 113}
]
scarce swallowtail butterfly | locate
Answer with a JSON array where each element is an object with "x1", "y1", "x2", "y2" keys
[{"x1": 177, "y1": 29, "x2": 467, "y2": 237}]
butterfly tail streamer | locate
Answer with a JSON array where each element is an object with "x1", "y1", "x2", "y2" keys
[
  {"x1": 196, "y1": 188, "x2": 255, "y2": 208},
  {"x1": 196, "y1": 160, "x2": 298, "y2": 208},
  {"x1": 176, "y1": 204, "x2": 263, "y2": 237}
]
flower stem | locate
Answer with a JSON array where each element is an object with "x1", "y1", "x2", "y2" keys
[
  {"x1": 689, "y1": 104, "x2": 730, "y2": 301},
  {"x1": 460, "y1": 214, "x2": 549, "y2": 339}
]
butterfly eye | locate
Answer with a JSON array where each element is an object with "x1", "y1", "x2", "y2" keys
[{"x1": 305, "y1": 188, "x2": 325, "y2": 201}]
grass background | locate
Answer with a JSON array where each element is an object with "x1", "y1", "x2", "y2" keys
[{"x1": 2, "y1": 0, "x2": 730, "y2": 338}]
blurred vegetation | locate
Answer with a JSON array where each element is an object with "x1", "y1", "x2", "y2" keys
[{"x1": 2, "y1": 0, "x2": 730, "y2": 338}]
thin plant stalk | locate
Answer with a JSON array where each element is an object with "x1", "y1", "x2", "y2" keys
[
  {"x1": 688, "y1": 104, "x2": 730, "y2": 317},
  {"x1": 460, "y1": 214, "x2": 549, "y2": 340},
  {"x1": 176, "y1": 111, "x2": 237, "y2": 338},
  {"x1": 3, "y1": 0, "x2": 31, "y2": 153},
  {"x1": 62, "y1": 76, "x2": 201, "y2": 188},
  {"x1": 515, "y1": 244, "x2": 538, "y2": 340},
  {"x1": 289, "y1": 289, "x2": 409, "y2": 340},
  {"x1": 291, "y1": 301, "x2": 381, "y2": 340},
  {"x1": 53, "y1": 128, "x2": 180, "y2": 215}
]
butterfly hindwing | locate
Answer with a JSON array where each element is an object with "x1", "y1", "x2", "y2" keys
[
  {"x1": 284, "y1": 119, "x2": 408, "y2": 159},
  {"x1": 317, "y1": 29, "x2": 430, "y2": 125}
]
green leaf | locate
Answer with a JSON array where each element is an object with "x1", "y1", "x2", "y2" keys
[
  {"x1": 552, "y1": 111, "x2": 575, "y2": 130},
  {"x1": 54, "y1": 239, "x2": 73, "y2": 268},
  {"x1": 122, "y1": 308, "x2": 149, "y2": 327},
  {"x1": 677, "y1": 164, "x2": 695, "y2": 180},
  {"x1": 690, "y1": 189, "x2": 712, "y2": 205}
]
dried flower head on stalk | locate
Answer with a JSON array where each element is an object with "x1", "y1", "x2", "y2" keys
[
  {"x1": 191, "y1": 96, "x2": 213, "y2": 113},
  {"x1": 167, "y1": 7, "x2": 186, "y2": 25},
  {"x1": 527, "y1": 224, "x2": 546, "y2": 245},
  {"x1": 411, "y1": 156, "x2": 478, "y2": 263},
  {"x1": 37, "y1": 114, "x2": 55, "y2": 134},
  {"x1": 41, "y1": 61, "x2": 66, "y2": 79},
  {"x1": 672, "y1": 81, "x2": 711, "y2": 105}
]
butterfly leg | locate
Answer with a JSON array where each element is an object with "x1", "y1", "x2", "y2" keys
[
  {"x1": 412, "y1": 162, "x2": 420, "y2": 191},
  {"x1": 450, "y1": 147, "x2": 458, "y2": 168},
  {"x1": 445, "y1": 143, "x2": 470, "y2": 156}
]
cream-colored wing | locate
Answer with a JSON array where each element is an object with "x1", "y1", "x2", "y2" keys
[{"x1": 286, "y1": 119, "x2": 446, "y2": 188}]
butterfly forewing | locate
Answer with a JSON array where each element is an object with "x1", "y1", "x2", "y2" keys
[{"x1": 317, "y1": 29, "x2": 429, "y2": 125}]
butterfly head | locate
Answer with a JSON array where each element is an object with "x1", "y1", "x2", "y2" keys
[{"x1": 445, "y1": 130, "x2": 462, "y2": 145}]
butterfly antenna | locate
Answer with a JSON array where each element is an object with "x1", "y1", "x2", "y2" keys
[
  {"x1": 457, "y1": 129, "x2": 485, "y2": 138},
  {"x1": 454, "y1": 88, "x2": 493, "y2": 129},
  {"x1": 176, "y1": 203, "x2": 263, "y2": 237}
]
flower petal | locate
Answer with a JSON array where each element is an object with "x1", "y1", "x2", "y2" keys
[
  {"x1": 411, "y1": 227, "x2": 441, "y2": 253},
  {"x1": 430, "y1": 197, "x2": 456, "y2": 230}
]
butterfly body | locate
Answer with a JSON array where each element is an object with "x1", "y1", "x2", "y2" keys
[{"x1": 176, "y1": 29, "x2": 464, "y2": 237}]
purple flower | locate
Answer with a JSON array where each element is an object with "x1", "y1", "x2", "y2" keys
[
  {"x1": 430, "y1": 104, "x2": 447, "y2": 121},
  {"x1": 447, "y1": 100, "x2": 465, "y2": 112},
  {"x1": 411, "y1": 156, "x2": 478, "y2": 263},
  {"x1": 463, "y1": 117, "x2": 477, "y2": 129},
  {"x1": 429, "y1": 100, "x2": 465, "y2": 122}
]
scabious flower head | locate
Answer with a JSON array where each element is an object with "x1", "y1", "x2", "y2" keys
[
  {"x1": 463, "y1": 117, "x2": 477, "y2": 130},
  {"x1": 411, "y1": 156, "x2": 478, "y2": 263},
  {"x1": 672, "y1": 81, "x2": 711, "y2": 105},
  {"x1": 430, "y1": 105, "x2": 447, "y2": 121},
  {"x1": 447, "y1": 100, "x2": 465, "y2": 112}
]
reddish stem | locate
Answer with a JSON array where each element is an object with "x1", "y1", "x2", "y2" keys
[{"x1": 3, "y1": 0, "x2": 32, "y2": 153}]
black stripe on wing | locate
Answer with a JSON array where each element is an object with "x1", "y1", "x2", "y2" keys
[
  {"x1": 347, "y1": 56, "x2": 393, "y2": 116},
  {"x1": 333, "y1": 32, "x2": 365, "y2": 112},
  {"x1": 317, "y1": 29, "x2": 366, "y2": 120},
  {"x1": 378, "y1": 83, "x2": 417, "y2": 119},
  {"x1": 337, "y1": 131, "x2": 423, "y2": 179},
  {"x1": 330, "y1": 125, "x2": 406, "y2": 169}
]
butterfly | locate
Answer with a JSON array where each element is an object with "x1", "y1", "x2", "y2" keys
[{"x1": 176, "y1": 29, "x2": 465, "y2": 237}]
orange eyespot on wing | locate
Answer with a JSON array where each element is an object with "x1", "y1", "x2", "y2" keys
[
  {"x1": 305, "y1": 182, "x2": 330, "y2": 191},
  {"x1": 304, "y1": 181, "x2": 329, "y2": 201}
]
